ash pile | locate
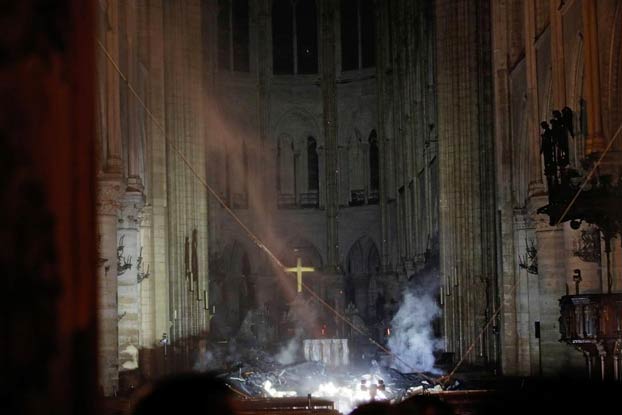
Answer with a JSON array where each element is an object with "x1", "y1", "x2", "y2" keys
[{"x1": 209, "y1": 344, "x2": 461, "y2": 414}]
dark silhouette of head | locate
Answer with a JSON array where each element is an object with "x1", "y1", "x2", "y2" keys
[
  {"x1": 132, "y1": 373, "x2": 235, "y2": 415},
  {"x1": 350, "y1": 401, "x2": 393, "y2": 415},
  {"x1": 395, "y1": 395, "x2": 453, "y2": 415}
]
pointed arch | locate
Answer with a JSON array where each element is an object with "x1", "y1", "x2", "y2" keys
[{"x1": 345, "y1": 235, "x2": 380, "y2": 276}]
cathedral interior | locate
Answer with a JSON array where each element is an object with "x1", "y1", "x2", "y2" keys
[{"x1": 4, "y1": 0, "x2": 622, "y2": 414}]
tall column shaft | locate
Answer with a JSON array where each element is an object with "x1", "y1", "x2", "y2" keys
[
  {"x1": 163, "y1": 0, "x2": 209, "y2": 347},
  {"x1": 100, "y1": 0, "x2": 123, "y2": 173},
  {"x1": 320, "y1": 0, "x2": 339, "y2": 270},
  {"x1": 117, "y1": 192, "x2": 144, "y2": 372},
  {"x1": 96, "y1": 179, "x2": 123, "y2": 395},
  {"x1": 581, "y1": 0, "x2": 606, "y2": 154},
  {"x1": 436, "y1": 0, "x2": 496, "y2": 364}
]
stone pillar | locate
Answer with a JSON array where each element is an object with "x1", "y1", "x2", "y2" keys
[
  {"x1": 436, "y1": 0, "x2": 497, "y2": 365},
  {"x1": 99, "y1": 0, "x2": 123, "y2": 173},
  {"x1": 117, "y1": 192, "x2": 145, "y2": 373},
  {"x1": 163, "y1": 0, "x2": 209, "y2": 347},
  {"x1": 524, "y1": 0, "x2": 544, "y2": 195},
  {"x1": 139, "y1": 206, "x2": 155, "y2": 347},
  {"x1": 374, "y1": 0, "x2": 392, "y2": 272},
  {"x1": 581, "y1": 0, "x2": 606, "y2": 154},
  {"x1": 320, "y1": 0, "x2": 340, "y2": 270},
  {"x1": 532, "y1": 207, "x2": 583, "y2": 375},
  {"x1": 491, "y1": 0, "x2": 519, "y2": 375},
  {"x1": 96, "y1": 177, "x2": 123, "y2": 395},
  {"x1": 549, "y1": 0, "x2": 567, "y2": 107},
  {"x1": 141, "y1": 0, "x2": 170, "y2": 349},
  {"x1": 96, "y1": 0, "x2": 125, "y2": 395}
]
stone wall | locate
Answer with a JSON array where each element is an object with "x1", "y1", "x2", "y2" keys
[{"x1": 492, "y1": 0, "x2": 622, "y2": 376}]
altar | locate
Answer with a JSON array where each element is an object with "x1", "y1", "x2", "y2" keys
[{"x1": 303, "y1": 339, "x2": 349, "y2": 367}]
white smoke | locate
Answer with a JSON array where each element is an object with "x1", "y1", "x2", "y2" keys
[
  {"x1": 387, "y1": 286, "x2": 441, "y2": 374},
  {"x1": 275, "y1": 332, "x2": 302, "y2": 365}
]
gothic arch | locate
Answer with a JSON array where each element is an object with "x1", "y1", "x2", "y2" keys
[
  {"x1": 344, "y1": 235, "x2": 380, "y2": 318},
  {"x1": 274, "y1": 109, "x2": 322, "y2": 204},
  {"x1": 345, "y1": 235, "x2": 380, "y2": 276}
]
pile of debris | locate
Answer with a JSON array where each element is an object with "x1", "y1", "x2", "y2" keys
[{"x1": 215, "y1": 347, "x2": 460, "y2": 414}]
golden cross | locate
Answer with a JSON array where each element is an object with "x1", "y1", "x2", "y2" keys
[{"x1": 286, "y1": 257, "x2": 315, "y2": 293}]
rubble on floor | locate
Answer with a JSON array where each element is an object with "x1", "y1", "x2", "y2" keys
[{"x1": 213, "y1": 345, "x2": 461, "y2": 414}]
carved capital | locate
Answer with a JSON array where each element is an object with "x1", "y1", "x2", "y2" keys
[
  {"x1": 96, "y1": 176, "x2": 123, "y2": 216},
  {"x1": 118, "y1": 191, "x2": 145, "y2": 229}
]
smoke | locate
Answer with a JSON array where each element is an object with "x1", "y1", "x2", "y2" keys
[
  {"x1": 387, "y1": 272, "x2": 441, "y2": 374},
  {"x1": 275, "y1": 330, "x2": 302, "y2": 365}
]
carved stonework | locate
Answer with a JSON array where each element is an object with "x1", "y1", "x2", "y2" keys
[
  {"x1": 96, "y1": 177, "x2": 123, "y2": 216},
  {"x1": 518, "y1": 239, "x2": 538, "y2": 275},
  {"x1": 574, "y1": 227, "x2": 601, "y2": 263},
  {"x1": 118, "y1": 192, "x2": 145, "y2": 228}
]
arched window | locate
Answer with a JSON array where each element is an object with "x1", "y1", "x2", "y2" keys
[
  {"x1": 340, "y1": 0, "x2": 375, "y2": 71},
  {"x1": 369, "y1": 130, "x2": 379, "y2": 196},
  {"x1": 296, "y1": 0, "x2": 318, "y2": 74},
  {"x1": 272, "y1": 0, "x2": 294, "y2": 74},
  {"x1": 272, "y1": 0, "x2": 318, "y2": 75},
  {"x1": 307, "y1": 137, "x2": 319, "y2": 191},
  {"x1": 218, "y1": 0, "x2": 250, "y2": 71}
]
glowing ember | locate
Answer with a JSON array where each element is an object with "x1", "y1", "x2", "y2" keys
[
  {"x1": 262, "y1": 380, "x2": 296, "y2": 398},
  {"x1": 262, "y1": 373, "x2": 393, "y2": 414}
]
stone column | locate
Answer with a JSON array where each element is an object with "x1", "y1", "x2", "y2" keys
[
  {"x1": 117, "y1": 191, "x2": 145, "y2": 373},
  {"x1": 124, "y1": 0, "x2": 145, "y2": 192},
  {"x1": 549, "y1": 0, "x2": 567, "y2": 107},
  {"x1": 163, "y1": 0, "x2": 209, "y2": 346},
  {"x1": 532, "y1": 210, "x2": 583, "y2": 375},
  {"x1": 436, "y1": 0, "x2": 497, "y2": 364},
  {"x1": 581, "y1": 0, "x2": 606, "y2": 154},
  {"x1": 96, "y1": 0, "x2": 125, "y2": 396},
  {"x1": 96, "y1": 177, "x2": 123, "y2": 395},
  {"x1": 141, "y1": 0, "x2": 170, "y2": 349},
  {"x1": 320, "y1": 0, "x2": 339, "y2": 270},
  {"x1": 139, "y1": 206, "x2": 155, "y2": 347},
  {"x1": 99, "y1": 0, "x2": 123, "y2": 173},
  {"x1": 524, "y1": 0, "x2": 544, "y2": 196},
  {"x1": 491, "y1": 0, "x2": 519, "y2": 375}
]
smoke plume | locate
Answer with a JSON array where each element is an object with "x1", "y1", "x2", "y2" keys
[
  {"x1": 387, "y1": 273, "x2": 441, "y2": 374},
  {"x1": 275, "y1": 330, "x2": 302, "y2": 365}
]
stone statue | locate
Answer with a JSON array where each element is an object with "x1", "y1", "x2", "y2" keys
[
  {"x1": 552, "y1": 110, "x2": 570, "y2": 167},
  {"x1": 541, "y1": 121, "x2": 557, "y2": 181},
  {"x1": 562, "y1": 106, "x2": 574, "y2": 137}
]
